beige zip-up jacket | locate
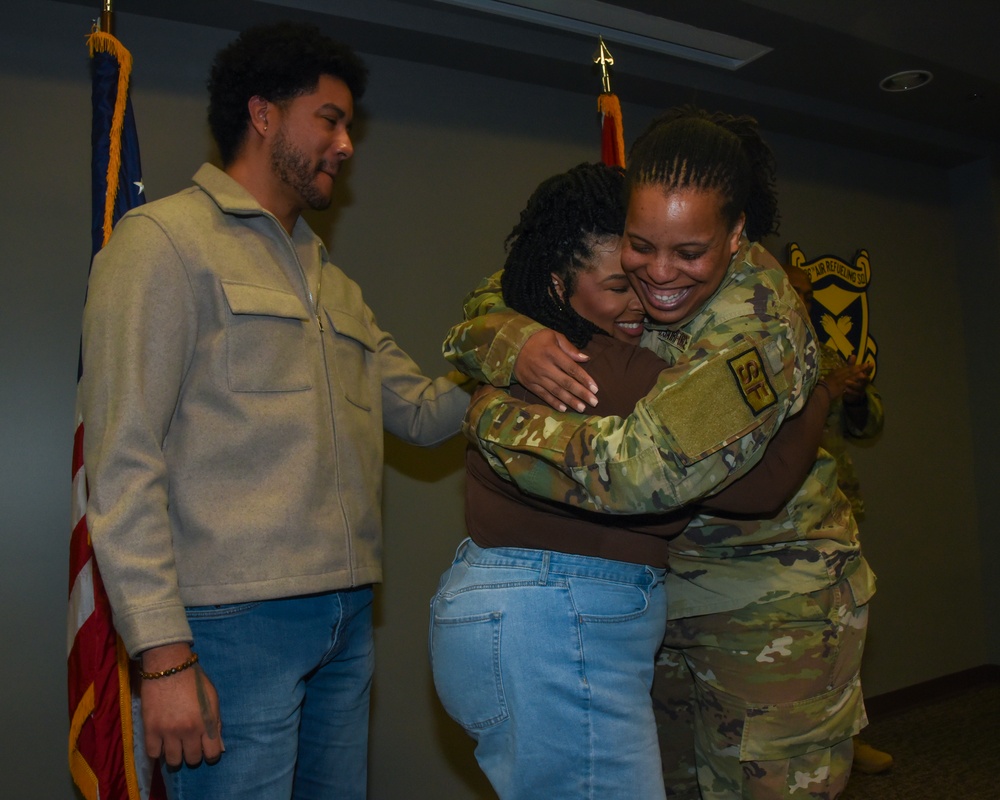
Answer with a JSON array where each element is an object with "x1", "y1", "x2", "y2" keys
[{"x1": 81, "y1": 164, "x2": 468, "y2": 657}]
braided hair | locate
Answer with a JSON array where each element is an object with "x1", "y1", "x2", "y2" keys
[
  {"x1": 501, "y1": 163, "x2": 626, "y2": 349},
  {"x1": 625, "y1": 106, "x2": 779, "y2": 242}
]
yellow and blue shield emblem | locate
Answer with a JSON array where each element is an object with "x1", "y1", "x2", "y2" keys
[{"x1": 787, "y1": 243, "x2": 879, "y2": 379}]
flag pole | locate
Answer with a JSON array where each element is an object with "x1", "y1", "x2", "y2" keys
[{"x1": 100, "y1": 0, "x2": 114, "y2": 36}]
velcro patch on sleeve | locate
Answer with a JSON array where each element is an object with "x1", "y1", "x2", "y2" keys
[
  {"x1": 646, "y1": 346, "x2": 774, "y2": 464},
  {"x1": 728, "y1": 347, "x2": 777, "y2": 415}
]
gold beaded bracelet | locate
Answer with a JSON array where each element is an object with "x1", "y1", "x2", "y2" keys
[{"x1": 138, "y1": 652, "x2": 199, "y2": 680}]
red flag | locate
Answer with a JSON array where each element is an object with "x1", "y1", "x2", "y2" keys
[
  {"x1": 68, "y1": 28, "x2": 165, "y2": 800},
  {"x1": 598, "y1": 92, "x2": 625, "y2": 168}
]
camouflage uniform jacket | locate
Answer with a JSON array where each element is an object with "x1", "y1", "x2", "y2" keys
[
  {"x1": 443, "y1": 240, "x2": 874, "y2": 617},
  {"x1": 818, "y1": 342, "x2": 884, "y2": 521}
]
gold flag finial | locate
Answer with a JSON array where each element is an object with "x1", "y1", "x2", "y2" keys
[{"x1": 593, "y1": 36, "x2": 615, "y2": 94}]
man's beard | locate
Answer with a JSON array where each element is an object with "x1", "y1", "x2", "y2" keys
[{"x1": 270, "y1": 127, "x2": 332, "y2": 212}]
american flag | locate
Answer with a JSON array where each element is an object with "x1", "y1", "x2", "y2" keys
[{"x1": 68, "y1": 27, "x2": 164, "y2": 800}]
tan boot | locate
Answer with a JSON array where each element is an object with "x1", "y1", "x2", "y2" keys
[{"x1": 852, "y1": 736, "x2": 893, "y2": 774}]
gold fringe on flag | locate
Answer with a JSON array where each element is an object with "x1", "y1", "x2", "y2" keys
[
  {"x1": 116, "y1": 636, "x2": 142, "y2": 800},
  {"x1": 68, "y1": 683, "x2": 98, "y2": 800},
  {"x1": 87, "y1": 30, "x2": 133, "y2": 247}
]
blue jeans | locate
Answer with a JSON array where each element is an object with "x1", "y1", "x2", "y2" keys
[
  {"x1": 162, "y1": 587, "x2": 374, "y2": 800},
  {"x1": 429, "y1": 540, "x2": 668, "y2": 800}
]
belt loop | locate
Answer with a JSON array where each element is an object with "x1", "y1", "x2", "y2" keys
[
  {"x1": 645, "y1": 565, "x2": 660, "y2": 589},
  {"x1": 539, "y1": 550, "x2": 551, "y2": 585}
]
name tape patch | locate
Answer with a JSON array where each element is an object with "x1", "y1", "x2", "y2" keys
[{"x1": 657, "y1": 328, "x2": 692, "y2": 352}]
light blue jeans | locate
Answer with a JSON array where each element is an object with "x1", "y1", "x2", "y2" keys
[
  {"x1": 162, "y1": 587, "x2": 374, "y2": 800},
  {"x1": 429, "y1": 539, "x2": 668, "y2": 800}
]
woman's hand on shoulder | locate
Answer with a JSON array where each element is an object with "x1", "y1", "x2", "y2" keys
[{"x1": 514, "y1": 330, "x2": 598, "y2": 412}]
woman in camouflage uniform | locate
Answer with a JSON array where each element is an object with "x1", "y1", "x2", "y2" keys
[
  {"x1": 432, "y1": 161, "x2": 839, "y2": 800},
  {"x1": 445, "y1": 108, "x2": 873, "y2": 799}
]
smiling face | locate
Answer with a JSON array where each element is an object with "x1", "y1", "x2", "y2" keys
[
  {"x1": 553, "y1": 236, "x2": 645, "y2": 343},
  {"x1": 268, "y1": 73, "x2": 354, "y2": 215},
  {"x1": 620, "y1": 185, "x2": 745, "y2": 326}
]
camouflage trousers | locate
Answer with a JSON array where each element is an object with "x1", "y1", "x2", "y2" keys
[{"x1": 653, "y1": 576, "x2": 869, "y2": 799}]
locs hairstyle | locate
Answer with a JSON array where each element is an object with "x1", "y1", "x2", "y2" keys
[
  {"x1": 501, "y1": 162, "x2": 626, "y2": 349},
  {"x1": 207, "y1": 20, "x2": 369, "y2": 166},
  {"x1": 626, "y1": 105, "x2": 780, "y2": 242}
]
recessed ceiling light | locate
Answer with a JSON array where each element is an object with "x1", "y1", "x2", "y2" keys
[{"x1": 879, "y1": 70, "x2": 933, "y2": 92}]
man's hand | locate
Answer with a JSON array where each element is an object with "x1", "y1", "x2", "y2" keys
[
  {"x1": 513, "y1": 329, "x2": 598, "y2": 412},
  {"x1": 139, "y1": 643, "x2": 224, "y2": 768}
]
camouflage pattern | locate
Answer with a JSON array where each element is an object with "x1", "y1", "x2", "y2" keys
[
  {"x1": 818, "y1": 343, "x2": 884, "y2": 521},
  {"x1": 452, "y1": 241, "x2": 816, "y2": 516},
  {"x1": 447, "y1": 242, "x2": 872, "y2": 613},
  {"x1": 663, "y1": 448, "x2": 875, "y2": 620},
  {"x1": 653, "y1": 572, "x2": 869, "y2": 799},
  {"x1": 441, "y1": 269, "x2": 542, "y2": 387},
  {"x1": 444, "y1": 241, "x2": 875, "y2": 798}
]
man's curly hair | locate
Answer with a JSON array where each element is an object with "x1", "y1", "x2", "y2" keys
[
  {"x1": 501, "y1": 163, "x2": 626, "y2": 349},
  {"x1": 207, "y1": 21, "x2": 369, "y2": 166}
]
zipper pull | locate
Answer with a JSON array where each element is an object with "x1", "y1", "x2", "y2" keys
[
  {"x1": 306, "y1": 287, "x2": 324, "y2": 332},
  {"x1": 315, "y1": 259, "x2": 325, "y2": 333}
]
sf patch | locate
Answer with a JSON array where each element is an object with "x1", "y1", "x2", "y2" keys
[{"x1": 728, "y1": 347, "x2": 777, "y2": 415}]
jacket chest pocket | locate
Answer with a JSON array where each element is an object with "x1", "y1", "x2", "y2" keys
[
  {"x1": 324, "y1": 308, "x2": 376, "y2": 411},
  {"x1": 222, "y1": 281, "x2": 312, "y2": 392}
]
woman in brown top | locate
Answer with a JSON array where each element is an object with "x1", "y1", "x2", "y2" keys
[{"x1": 429, "y1": 163, "x2": 834, "y2": 800}]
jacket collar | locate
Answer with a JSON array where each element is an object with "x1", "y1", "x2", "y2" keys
[
  {"x1": 192, "y1": 162, "x2": 268, "y2": 217},
  {"x1": 191, "y1": 163, "x2": 326, "y2": 256}
]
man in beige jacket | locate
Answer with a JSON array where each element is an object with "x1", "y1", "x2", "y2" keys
[{"x1": 80, "y1": 21, "x2": 468, "y2": 800}]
